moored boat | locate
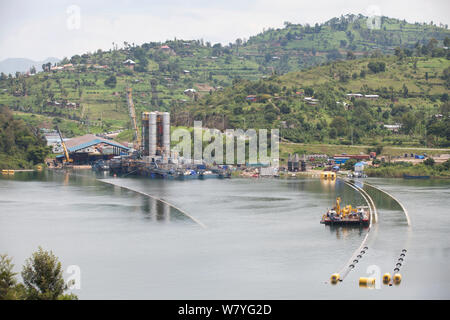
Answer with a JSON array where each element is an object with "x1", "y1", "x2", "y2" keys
[{"x1": 320, "y1": 197, "x2": 370, "y2": 226}]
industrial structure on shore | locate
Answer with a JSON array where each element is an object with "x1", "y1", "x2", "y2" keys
[
  {"x1": 141, "y1": 111, "x2": 170, "y2": 163},
  {"x1": 108, "y1": 87, "x2": 231, "y2": 179}
]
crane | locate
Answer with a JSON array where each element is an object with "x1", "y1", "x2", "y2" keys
[
  {"x1": 56, "y1": 126, "x2": 73, "y2": 165},
  {"x1": 126, "y1": 87, "x2": 141, "y2": 150}
]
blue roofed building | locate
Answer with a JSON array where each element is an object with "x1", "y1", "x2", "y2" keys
[{"x1": 56, "y1": 134, "x2": 129, "y2": 164}]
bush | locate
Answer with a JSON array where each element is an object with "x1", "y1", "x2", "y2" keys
[
  {"x1": 368, "y1": 61, "x2": 386, "y2": 73},
  {"x1": 424, "y1": 158, "x2": 435, "y2": 166},
  {"x1": 343, "y1": 159, "x2": 357, "y2": 170},
  {"x1": 104, "y1": 75, "x2": 117, "y2": 88}
]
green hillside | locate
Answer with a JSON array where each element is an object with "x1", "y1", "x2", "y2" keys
[
  {"x1": 240, "y1": 14, "x2": 450, "y2": 73},
  {"x1": 0, "y1": 14, "x2": 448, "y2": 143},
  {"x1": 183, "y1": 55, "x2": 450, "y2": 147},
  {"x1": 0, "y1": 106, "x2": 50, "y2": 169}
]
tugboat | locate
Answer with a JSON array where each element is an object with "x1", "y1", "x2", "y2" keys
[{"x1": 320, "y1": 197, "x2": 370, "y2": 227}]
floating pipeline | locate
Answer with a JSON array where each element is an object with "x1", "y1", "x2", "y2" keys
[
  {"x1": 390, "y1": 249, "x2": 407, "y2": 286},
  {"x1": 359, "y1": 277, "x2": 376, "y2": 288},
  {"x1": 328, "y1": 178, "x2": 377, "y2": 284}
]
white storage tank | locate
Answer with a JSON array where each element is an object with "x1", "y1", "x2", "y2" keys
[
  {"x1": 149, "y1": 112, "x2": 157, "y2": 157},
  {"x1": 162, "y1": 112, "x2": 170, "y2": 157}
]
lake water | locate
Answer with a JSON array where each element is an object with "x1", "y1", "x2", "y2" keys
[{"x1": 0, "y1": 171, "x2": 449, "y2": 299}]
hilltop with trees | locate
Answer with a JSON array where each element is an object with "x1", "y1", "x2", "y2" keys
[
  {"x1": 0, "y1": 14, "x2": 448, "y2": 149},
  {"x1": 182, "y1": 53, "x2": 449, "y2": 148},
  {"x1": 0, "y1": 106, "x2": 50, "y2": 169}
]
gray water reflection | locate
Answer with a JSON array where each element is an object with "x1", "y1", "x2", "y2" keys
[{"x1": 0, "y1": 171, "x2": 449, "y2": 299}]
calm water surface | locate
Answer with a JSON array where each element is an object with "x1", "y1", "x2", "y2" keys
[{"x1": 0, "y1": 171, "x2": 449, "y2": 299}]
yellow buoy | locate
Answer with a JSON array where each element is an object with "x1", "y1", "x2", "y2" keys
[
  {"x1": 359, "y1": 277, "x2": 376, "y2": 288},
  {"x1": 330, "y1": 273, "x2": 340, "y2": 284},
  {"x1": 8, "y1": 170, "x2": 15, "y2": 175},
  {"x1": 393, "y1": 273, "x2": 402, "y2": 285},
  {"x1": 1, "y1": 169, "x2": 8, "y2": 175},
  {"x1": 382, "y1": 273, "x2": 391, "y2": 285}
]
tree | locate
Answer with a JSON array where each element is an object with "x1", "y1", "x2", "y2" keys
[
  {"x1": 280, "y1": 104, "x2": 291, "y2": 114},
  {"x1": 330, "y1": 116, "x2": 348, "y2": 136},
  {"x1": 264, "y1": 111, "x2": 277, "y2": 122},
  {"x1": 346, "y1": 51, "x2": 356, "y2": 60},
  {"x1": 304, "y1": 87, "x2": 314, "y2": 96},
  {"x1": 367, "y1": 145, "x2": 383, "y2": 156},
  {"x1": 326, "y1": 49, "x2": 342, "y2": 60},
  {"x1": 104, "y1": 75, "x2": 117, "y2": 88},
  {"x1": 401, "y1": 112, "x2": 417, "y2": 134},
  {"x1": 359, "y1": 69, "x2": 366, "y2": 78},
  {"x1": 233, "y1": 106, "x2": 243, "y2": 115},
  {"x1": 424, "y1": 158, "x2": 435, "y2": 166},
  {"x1": 343, "y1": 159, "x2": 357, "y2": 170},
  {"x1": 21, "y1": 247, "x2": 77, "y2": 300},
  {"x1": 338, "y1": 71, "x2": 350, "y2": 83},
  {"x1": 402, "y1": 84, "x2": 409, "y2": 98},
  {"x1": 443, "y1": 37, "x2": 450, "y2": 47},
  {"x1": 368, "y1": 61, "x2": 386, "y2": 73},
  {"x1": 27, "y1": 146, "x2": 50, "y2": 165},
  {"x1": 329, "y1": 127, "x2": 337, "y2": 139},
  {"x1": 0, "y1": 254, "x2": 21, "y2": 300}
]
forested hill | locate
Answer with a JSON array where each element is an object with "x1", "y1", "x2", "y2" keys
[
  {"x1": 241, "y1": 14, "x2": 450, "y2": 72},
  {"x1": 181, "y1": 55, "x2": 450, "y2": 148},
  {"x1": 0, "y1": 106, "x2": 49, "y2": 169},
  {"x1": 0, "y1": 14, "x2": 448, "y2": 141}
]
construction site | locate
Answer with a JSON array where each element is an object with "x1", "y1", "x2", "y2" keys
[{"x1": 105, "y1": 87, "x2": 230, "y2": 179}]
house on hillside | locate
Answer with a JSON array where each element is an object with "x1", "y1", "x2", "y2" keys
[
  {"x1": 123, "y1": 59, "x2": 136, "y2": 70},
  {"x1": 346, "y1": 93, "x2": 379, "y2": 100},
  {"x1": 383, "y1": 124, "x2": 402, "y2": 133},
  {"x1": 50, "y1": 66, "x2": 64, "y2": 71},
  {"x1": 65, "y1": 102, "x2": 77, "y2": 109},
  {"x1": 304, "y1": 97, "x2": 319, "y2": 105},
  {"x1": 160, "y1": 45, "x2": 175, "y2": 55},
  {"x1": 346, "y1": 93, "x2": 363, "y2": 98},
  {"x1": 246, "y1": 95, "x2": 257, "y2": 102},
  {"x1": 93, "y1": 65, "x2": 108, "y2": 69},
  {"x1": 184, "y1": 88, "x2": 196, "y2": 98}
]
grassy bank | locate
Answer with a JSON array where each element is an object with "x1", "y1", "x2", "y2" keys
[
  {"x1": 365, "y1": 161, "x2": 450, "y2": 178},
  {"x1": 279, "y1": 142, "x2": 450, "y2": 164}
]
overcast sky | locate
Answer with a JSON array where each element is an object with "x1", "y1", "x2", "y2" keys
[{"x1": 0, "y1": 0, "x2": 449, "y2": 61}]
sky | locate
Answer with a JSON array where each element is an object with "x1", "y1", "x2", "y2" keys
[{"x1": 0, "y1": 0, "x2": 449, "y2": 61}]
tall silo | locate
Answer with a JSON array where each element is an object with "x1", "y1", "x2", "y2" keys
[
  {"x1": 141, "y1": 112, "x2": 150, "y2": 156},
  {"x1": 149, "y1": 112, "x2": 157, "y2": 157},
  {"x1": 162, "y1": 112, "x2": 170, "y2": 157}
]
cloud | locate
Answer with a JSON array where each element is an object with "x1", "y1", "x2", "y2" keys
[{"x1": 0, "y1": 0, "x2": 449, "y2": 60}]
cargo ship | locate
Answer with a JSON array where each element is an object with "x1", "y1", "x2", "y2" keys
[{"x1": 320, "y1": 197, "x2": 370, "y2": 226}]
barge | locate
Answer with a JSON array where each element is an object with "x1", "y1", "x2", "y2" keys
[{"x1": 320, "y1": 197, "x2": 370, "y2": 226}]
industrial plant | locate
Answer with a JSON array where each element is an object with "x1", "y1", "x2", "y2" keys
[{"x1": 141, "y1": 111, "x2": 170, "y2": 163}]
